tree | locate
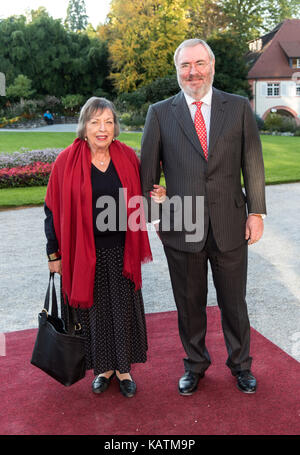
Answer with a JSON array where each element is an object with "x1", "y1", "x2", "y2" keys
[
  {"x1": 0, "y1": 15, "x2": 28, "y2": 86},
  {"x1": 0, "y1": 10, "x2": 109, "y2": 98},
  {"x1": 216, "y1": 0, "x2": 300, "y2": 41},
  {"x1": 65, "y1": 0, "x2": 88, "y2": 32},
  {"x1": 262, "y1": 0, "x2": 300, "y2": 31},
  {"x1": 187, "y1": 0, "x2": 300, "y2": 46},
  {"x1": 219, "y1": 0, "x2": 265, "y2": 42},
  {"x1": 61, "y1": 94, "x2": 85, "y2": 113},
  {"x1": 207, "y1": 33, "x2": 252, "y2": 97},
  {"x1": 186, "y1": 0, "x2": 227, "y2": 39},
  {"x1": 6, "y1": 74, "x2": 35, "y2": 103},
  {"x1": 103, "y1": 0, "x2": 189, "y2": 93}
]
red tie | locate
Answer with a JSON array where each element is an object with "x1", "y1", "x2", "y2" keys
[{"x1": 193, "y1": 101, "x2": 208, "y2": 160}]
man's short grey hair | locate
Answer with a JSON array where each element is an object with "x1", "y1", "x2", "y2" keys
[
  {"x1": 77, "y1": 97, "x2": 120, "y2": 140},
  {"x1": 174, "y1": 39, "x2": 215, "y2": 67}
]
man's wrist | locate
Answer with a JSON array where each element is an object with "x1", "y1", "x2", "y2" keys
[{"x1": 249, "y1": 213, "x2": 266, "y2": 220}]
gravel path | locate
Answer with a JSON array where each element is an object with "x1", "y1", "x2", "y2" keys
[{"x1": 0, "y1": 183, "x2": 299, "y2": 362}]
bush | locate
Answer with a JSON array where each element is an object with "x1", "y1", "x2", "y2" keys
[
  {"x1": 21, "y1": 99, "x2": 39, "y2": 116},
  {"x1": 115, "y1": 74, "x2": 179, "y2": 128},
  {"x1": 264, "y1": 113, "x2": 297, "y2": 133},
  {"x1": 115, "y1": 74, "x2": 179, "y2": 113},
  {"x1": 2, "y1": 102, "x2": 24, "y2": 119},
  {"x1": 0, "y1": 116, "x2": 22, "y2": 127},
  {"x1": 144, "y1": 75, "x2": 180, "y2": 103},
  {"x1": 61, "y1": 94, "x2": 86, "y2": 114},
  {"x1": 42, "y1": 95, "x2": 62, "y2": 112},
  {"x1": 5, "y1": 74, "x2": 35, "y2": 103},
  {"x1": 120, "y1": 112, "x2": 145, "y2": 128},
  {"x1": 255, "y1": 114, "x2": 264, "y2": 131},
  {"x1": 0, "y1": 95, "x2": 70, "y2": 124}
]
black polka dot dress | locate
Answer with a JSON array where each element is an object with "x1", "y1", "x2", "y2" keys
[
  {"x1": 62, "y1": 246, "x2": 147, "y2": 375},
  {"x1": 61, "y1": 161, "x2": 148, "y2": 375}
]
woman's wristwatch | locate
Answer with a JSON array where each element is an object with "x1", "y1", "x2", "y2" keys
[{"x1": 47, "y1": 251, "x2": 61, "y2": 262}]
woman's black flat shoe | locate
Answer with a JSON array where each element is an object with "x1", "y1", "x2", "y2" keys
[
  {"x1": 92, "y1": 372, "x2": 115, "y2": 394},
  {"x1": 117, "y1": 377, "x2": 136, "y2": 398}
]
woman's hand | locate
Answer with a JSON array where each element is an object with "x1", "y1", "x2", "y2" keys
[
  {"x1": 48, "y1": 259, "x2": 62, "y2": 275},
  {"x1": 150, "y1": 184, "x2": 166, "y2": 203}
]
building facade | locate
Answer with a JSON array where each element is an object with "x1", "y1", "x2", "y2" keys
[{"x1": 247, "y1": 19, "x2": 300, "y2": 125}]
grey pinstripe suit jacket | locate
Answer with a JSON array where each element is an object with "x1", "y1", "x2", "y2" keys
[{"x1": 140, "y1": 88, "x2": 266, "y2": 253}]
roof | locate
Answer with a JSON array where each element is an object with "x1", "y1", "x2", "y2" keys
[
  {"x1": 247, "y1": 19, "x2": 300, "y2": 79},
  {"x1": 280, "y1": 41, "x2": 300, "y2": 58}
]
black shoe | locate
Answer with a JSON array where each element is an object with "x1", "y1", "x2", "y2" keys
[
  {"x1": 92, "y1": 371, "x2": 115, "y2": 394},
  {"x1": 178, "y1": 371, "x2": 204, "y2": 396},
  {"x1": 235, "y1": 370, "x2": 257, "y2": 394},
  {"x1": 117, "y1": 376, "x2": 137, "y2": 398}
]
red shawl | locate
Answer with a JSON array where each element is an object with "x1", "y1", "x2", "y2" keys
[{"x1": 45, "y1": 138, "x2": 152, "y2": 309}]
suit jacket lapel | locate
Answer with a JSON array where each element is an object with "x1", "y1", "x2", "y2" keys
[
  {"x1": 208, "y1": 88, "x2": 226, "y2": 154},
  {"x1": 171, "y1": 91, "x2": 206, "y2": 160}
]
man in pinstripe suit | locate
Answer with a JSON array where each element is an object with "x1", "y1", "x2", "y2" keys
[{"x1": 140, "y1": 39, "x2": 266, "y2": 395}]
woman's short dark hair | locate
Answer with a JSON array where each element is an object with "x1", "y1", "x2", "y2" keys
[{"x1": 77, "y1": 97, "x2": 120, "y2": 140}]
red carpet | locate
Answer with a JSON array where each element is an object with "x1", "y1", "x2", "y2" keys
[{"x1": 0, "y1": 307, "x2": 299, "y2": 436}]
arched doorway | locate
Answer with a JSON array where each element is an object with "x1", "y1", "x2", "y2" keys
[{"x1": 262, "y1": 106, "x2": 300, "y2": 125}]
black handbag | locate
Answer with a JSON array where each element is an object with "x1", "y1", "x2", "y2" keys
[{"x1": 31, "y1": 272, "x2": 86, "y2": 386}]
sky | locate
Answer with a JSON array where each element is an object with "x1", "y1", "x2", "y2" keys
[{"x1": 0, "y1": 0, "x2": 112, "y2": 28}]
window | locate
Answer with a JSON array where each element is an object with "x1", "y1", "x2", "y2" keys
[
  {"x1": 291, "y1": 58, "x2": 300, "y2": 68},
  {"x1": 267, "y1": 83, "x2": 280, "y2": 96},
  {"x1": 296, "y1": 84, "x2": 300, "y2": 96},
  {"x1": 249, "y1": 39, "x2": 262, "y2": 52}
]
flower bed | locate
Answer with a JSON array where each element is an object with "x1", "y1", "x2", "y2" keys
[
  {"x1": 0, "y1": 148, "x2": 61, "y2": 168},
  {"x1": 0, "y1": 116, "x2": 22, "y2": 128},
  {"x1": 0, "y1": 161, "x2": 54, "y2": 188},
  {"x1": 0, "y1": 149, "x2": 61, "y2": 188}
]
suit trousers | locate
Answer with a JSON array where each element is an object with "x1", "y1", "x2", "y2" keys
[{"x1": 164, "y1": 224, "x2": 252, "y2": 375}]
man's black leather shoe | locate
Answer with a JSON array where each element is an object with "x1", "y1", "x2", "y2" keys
[
  {"x1": 178, "y1": 371, "x2": 204, "y2": 396},
  {"x1": 117, "y1": 377, "x2": 137, "y2": 398},
  {"x1": 92, "y1": 372, "x2": 115, "y2": 394},
  {"x1": 235, "y1": 370, "x2": 257, "y2": 394}
]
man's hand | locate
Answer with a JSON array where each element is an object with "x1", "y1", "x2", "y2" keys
[
  {"x1": 150, "y1": 184, "x2": 166, "y2": 203},
  {"x1": 48, "y1": 259, "x2": 62, "y2": 275},
  {"x1": 245, "y1": 215, "x2": 264, "y2": 245}
]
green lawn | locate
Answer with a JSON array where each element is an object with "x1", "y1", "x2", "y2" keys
[
  {"x1": 0, "y1": 186, "x2": 47, "y2": 209},
  {"x1": 261, "y1": 136, "x2": 300, "y2": 184},
  {"x1": 0, "y1": 131, "x2": 142, "y2": 153},
  {"x1": 0, "y1": 132, "x2": 299, "y2": 208}
]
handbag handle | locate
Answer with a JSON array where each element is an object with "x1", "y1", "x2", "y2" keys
[
  {"x1": 63, "y1": 293, "x2": 82, "y2": 334},
  {"x1": 43, "y1": 273, "x2": 82, "y2": 335},
  {"x1": 43, "y1": 272, "x2": 58, "y2": 318}
]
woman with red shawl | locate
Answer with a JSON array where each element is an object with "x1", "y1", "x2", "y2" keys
[{"x1": 44, "y1": 97, "x2": 165, "y2": 398}]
